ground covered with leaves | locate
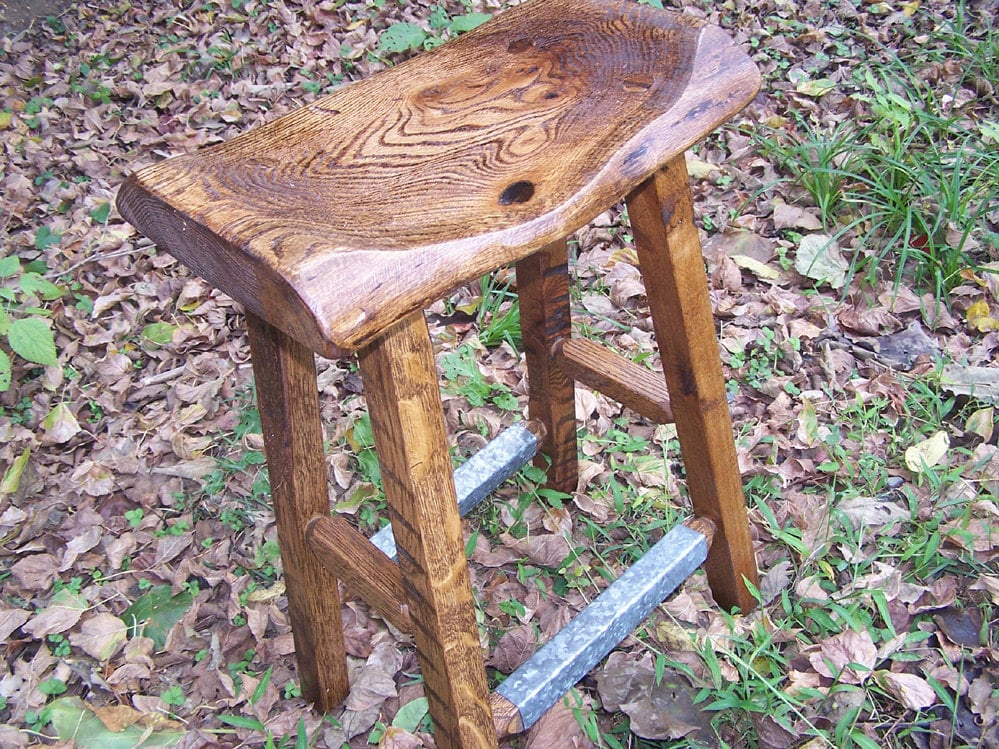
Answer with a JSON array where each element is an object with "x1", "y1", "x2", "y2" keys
[{"x1": 1, "y1": 0, "x2": 997, "y2": 747}]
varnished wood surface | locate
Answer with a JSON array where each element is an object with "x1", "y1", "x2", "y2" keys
[
  {"x1": 116, "y1": 0, "x2": 759, "y2": 358},
  {"x1": 556, "y1": 337, "x2": 674, "y2": 424},
  {"x1": 626, "y1": 160, "x2": 758, "y2": 613},
  {"x1": 516, "y1": 240, "x2": 579, "y2": 495},
  {"x1": 306, "y1": 515, "x2": 412, "y2": 634},
  {"x1": 358, "y1": 312, "x2": 497, "y2": 749},
  {"x1": 489, "y1": 693, "x2": 525, "y2": 739},
  {"x1": 245, "y1": 313, "x2": 351, "y2": 710}
]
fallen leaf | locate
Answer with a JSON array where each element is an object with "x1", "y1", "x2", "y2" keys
[
  {"x1": 93, "y1": 704, "x2": 142, "y2": 732},
  {"x1": 940, "y1": 517, "x2": 997, "y2": 553},
  {"x1": 69, "y1": 460, "x2": 115, "y2": 496},
  {"x1": 796, "y1": 397, "x2": 820, "y2": 446},
  {"x1": 524, "y1": 695, "x2": 596, "y2": 749},
  {"x1": 941, "y1": 365, "x2": 999, "y2": 406},
  {"x1": 41, "y1": 402, "x2": 81, "y2": 444},
  {"x1": 120, "y1": 585, "x2": 194, "y2": 650},
  {"x1": 703, "y1": 230, "x2": 775, "y2": 263},
  {"x1": 837, "y1": 496, "x2": 910, "y2": 530},
  {"x1": 621, "y1": 683, "x2": 703, "y2": 740},
  {"x1": 346, "y1": 641, "x2": 402, "y2": 711},
  {"x1": 47, "y1": 697, "x2": 182, "y2": 747},
  {"x1": 809, "y1": 629, "x2": 877, "y2": 684},
  {"x1": 488, "y1": 624, "x2": 537, "y2": 673},
  {"x1": 60, "y1": 525, "x2": 103, "y2": 571},
  {"x1": 795, "y1": 234, "x2": 849, "y2": 289},
  {"x1": 732, "y1": 254, "x2": 782, "y2": 281},
  {"x1": 873, "y1": 670, "x2": 937, "y2": 710},
  {"x1": 965, "y1": 407, "x2": 995, "y2": 442},
  {"x1": 391, "y1": 696, "x2": 429, "y2": 733},
  {"x1": 904, "y1": 431, "x2": 950, "y2": 472},
  {"x1": 23, "y1": 589, "x2": 89, "y2": 638},
  {"x1": 0, "y1": 449, "x2": 31, "y2": 495},
  {"x1": 0, "y1": 607, "x2": 31, "y2": 642},
  {"x1": 966, "y1": 300, "x2": 999, "y2": 332},
  {"x1": 773, "y1": 203, "x2": 823, "y2": 231},
  {"x1": 685, "y1": 157, "x2": 719, "y2": 180},
  {"x1": 378, "y1": 726, "x2": 424, "y2": 749},
  {"x1": 968, "y1": 673, "x2": 998, "y2": 723},
  {"x1": 70, "y1": 613, "x2": 128, "y2": 661},
  {"x1": 795, "y1": 77, "x2": 836, "y2": 97},
  {"x1": 970, "y1": 575, "x2": 999, "y2": 604},
  {"x1": 10, "y1": 553, "x2": 60, "y2": 590},
  {"x1": 595, "y1": 653, "x2": 711, "y2": 741},
  {"x1": 502, "y1": 533, "x2": 572, "y2": 568}
]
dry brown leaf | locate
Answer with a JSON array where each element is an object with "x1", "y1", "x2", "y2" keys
[
  {"x1": 378, "y1": 726, "x2": 424, "y2": 748},
  {"x1": 10, "y1": 553, "x2": 60, "y2": 590},
  {"x1": 69, "y1": 613, "x2": 128, "y2": 661},
  {"x1": 773, "y1": 203, "x2": 823, "y2": 231},
  {"x1": 502, "y1": 533, "x2": 572, "y2": 568},
  {"x1": 809, "y1": 629, "x2": 878, "y2": 684},
  {"x1": 92, "y1": 703, "x2": 143, "y2": 732},
  {"x1": 488, "y1": 624, "x2": 536, "y2": 673},
  {"x1": 22, "y1": 590, "x2": 88, "y2": 639},
  {"x1": 873, "y1": 670, "x2": 937, "y2": 710},
  {"x1": 524, "y1": 695, "x2": 596, "y2": 749}
]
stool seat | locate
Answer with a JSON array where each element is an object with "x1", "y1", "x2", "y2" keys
[{"x1": 116, "y1": 0, "x2": 758, "y2": 358}]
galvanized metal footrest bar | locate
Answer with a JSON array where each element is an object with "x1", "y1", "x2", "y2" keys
[
  {"x1": 495, "y1": 523, "x2": 708, "y2": 730},
  {"x1": 370, "y1": 422, "x2": 539, "y2": 561}
]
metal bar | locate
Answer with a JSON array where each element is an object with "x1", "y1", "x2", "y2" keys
[
  {"x1": 495, "y1": 524, "x2": 708, "y2": 730},
  {"x1": 370, "y1": 422, "x2": 539, "y2": 560}
]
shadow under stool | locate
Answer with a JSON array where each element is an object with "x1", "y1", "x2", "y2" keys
[{"x1": 116, "y1": 1, "x2": 762, "y2": 746}]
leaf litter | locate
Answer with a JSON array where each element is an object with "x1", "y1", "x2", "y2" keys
[{"x1": 1, "y1": 0, "x2": 998, "y2": 747}]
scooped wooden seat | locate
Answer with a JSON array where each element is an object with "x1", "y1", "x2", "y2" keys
[
  {"x1": 116, "y1": 1, "x2": 762, "y2": 747},
  {"x1": 116, "y1": 0, "x2": 758, "y2": 358}
]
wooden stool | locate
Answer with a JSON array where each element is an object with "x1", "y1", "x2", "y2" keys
[{"x1": 117, "y1": 1, "x2": 760, "y2": 746}]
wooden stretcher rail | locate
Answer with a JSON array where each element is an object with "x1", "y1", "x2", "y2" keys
[{"x1": 555, "y1": 338, "x2": 674, "y2": 423}]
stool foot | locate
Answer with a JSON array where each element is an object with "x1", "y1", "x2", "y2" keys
[
  {"x1": 626, "y1": 157, "x2": 759, "y2": 613},
  {"x1": 246, "y1": 313, "x2": 350, "y2": 710},
  {"x1": 517, "y1": 239, "x2": 578, "y2": 495},
  {"x1": 359, "y1": 311, "x2": 497, "y2": 749}
]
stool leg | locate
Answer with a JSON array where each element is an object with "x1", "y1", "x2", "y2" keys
[
  {"x1": 358, "y1": 311, "x2": 496, "y2": 749},
  {"x1": 245, "y1": 313, "x2": 350, "y2": 710},
  {"x1": 625, "y1": 157, "x2": 759, "y2": 613},
  {"x1": 517, "y1": 239, "x2": 578, "y2": 495}
]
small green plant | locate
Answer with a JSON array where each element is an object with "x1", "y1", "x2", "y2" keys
[
  {"x1": 441, "y1": 344, "x2": 519, "y2": 411},
  {"x1": 47, "y1": 634, "x2": 71, "y2": 658},
  {"x1": 37, "y1": 678, "x2": 67, "y2": 697},
  {"x1": 377, "y1": 4, "x2": 491, "y2": 56},
  {"x1": 476, "y1": 273, "x2": 522, "y2": 349},
  {"x1": 756, "y1": 119, "x2": 860, "y2": 227},
  {"x1": 0, "y1": 254, "x2": 63, "y2": 391},
  {"x1": 124, "y1": 508, "x2": 144, "y2": 528},
  {"x1": 160, "y1": 685, "x2": 185, "y2": 707}
]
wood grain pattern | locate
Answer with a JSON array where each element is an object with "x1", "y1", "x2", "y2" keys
[
  {"x1": 625, "y1": 159, "x2": 759, "y2": 613},
  {"x1": 556, "y1": 337, "x2": 674, "y2": 424},
  {"x1": 516, "y1": 240, "x2": 578, "y2": 495},
  {"x1": 306, "y1": 515, "x2": 412, "y2": 634},
  {"x1": 115, "y1": 0, "x2": 759, "y2": 358},
  {"x1": 358, "y1": 312, "x2": 496, "y2": 749},
  {"x1": 245, "y1": 313, "x2": 350, "y2": 711},
  {"x1": 489, "y1": 693, "x2": 524, "y2": 739}
]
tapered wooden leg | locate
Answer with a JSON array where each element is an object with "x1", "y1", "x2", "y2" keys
[
  {"x1": 516, "y1": 239, "x2": 578, "y2": 495},
  {"x1": 358, "y1": 312, "x2": 497, "y2": 749},
  {"x1": 245, "y1": 312, "x2": 350, "y2": 710},
  {"x1": 625, "y1": 157, "x2": 759, "y2": 613}
]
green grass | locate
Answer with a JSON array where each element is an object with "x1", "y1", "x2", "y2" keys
[{"x1": 755, "y1": 12, "x2": 999, "y2": 299}]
